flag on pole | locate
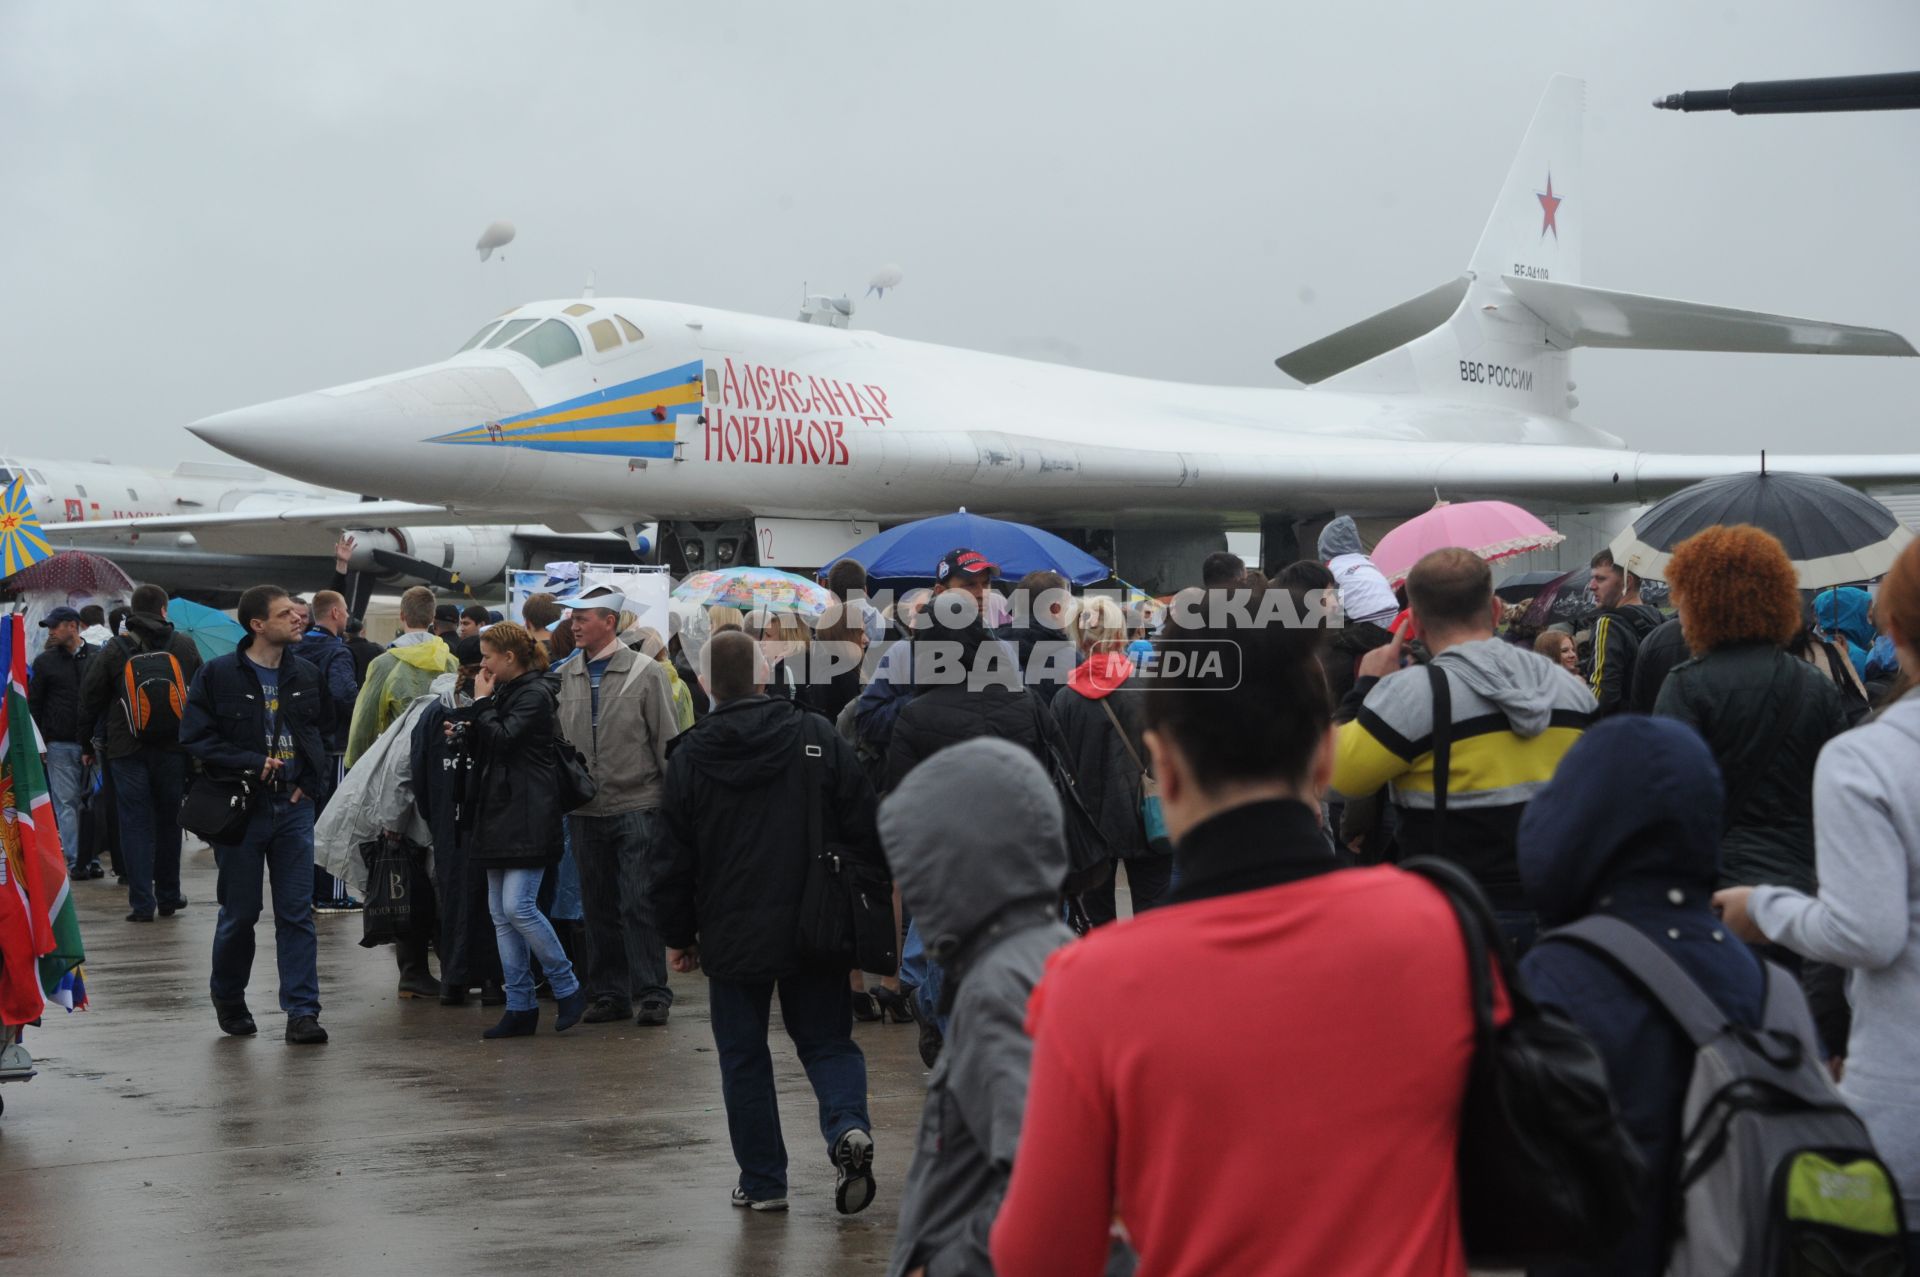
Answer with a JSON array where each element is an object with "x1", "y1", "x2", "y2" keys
[
  {"x1": 0, "y1": 613, "x2": 86, "y2": 1023},
  {"x1": 0, "y1": 477, "x2": 53, "y2": 577}
]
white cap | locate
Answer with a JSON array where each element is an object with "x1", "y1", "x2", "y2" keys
[{"x1": 555, "y1": 585, "x2": 627, "y2": 612}]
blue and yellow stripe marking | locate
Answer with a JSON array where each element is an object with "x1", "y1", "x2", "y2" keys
[{"x1": 429, "y1": 360, "x2": 704, "y2": 459}]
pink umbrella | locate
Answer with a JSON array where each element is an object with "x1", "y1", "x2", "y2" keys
[{"x1": 1370, "y1": 501, "x2": 1564, "y2": 585}]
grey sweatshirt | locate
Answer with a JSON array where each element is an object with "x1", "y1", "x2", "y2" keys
[{"x1": 1751, "y1": 693, "x2": 1920, "y2": 1218}]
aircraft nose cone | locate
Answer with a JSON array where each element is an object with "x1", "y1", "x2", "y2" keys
[{"x1": 188, "y1": 399, "x2": 323, "y2": 471}]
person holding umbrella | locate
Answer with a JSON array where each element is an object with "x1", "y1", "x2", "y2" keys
[{"x1": 1653, "y1": 525, "x2": 1850, "y2": 968}]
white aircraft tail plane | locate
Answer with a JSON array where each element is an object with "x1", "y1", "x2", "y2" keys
[{"x1": 1278, "y1": 74, "x2": 1912, "y2": 413}]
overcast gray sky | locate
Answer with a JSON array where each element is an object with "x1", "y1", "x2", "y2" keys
[{"x1": 4, "y1": 1, "x2": 1916, "y2": 473}]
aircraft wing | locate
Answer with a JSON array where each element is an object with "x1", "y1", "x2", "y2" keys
[{"x1": 42, "y1": 500, "x2": 456, "y2": 536}]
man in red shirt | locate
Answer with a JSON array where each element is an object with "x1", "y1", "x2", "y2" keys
[{"x1": 992, "y1": 586, "x2": 1482, "y2": 1277}]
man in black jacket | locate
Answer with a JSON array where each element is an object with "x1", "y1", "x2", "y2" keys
[
  {"x1": 656, "y1": 630, "x2": 881, "y2": 1217},
  {"x1": 78, "y1": 583, "x2": 204, "y2": 921},
  {"x1": 31, "y1": 607, "x2": 95, "y2": 877},
  {"x1": 1587, "y1": 549, "x2": 1666, "y2": 716},
  {"x1": 999, "y1": 569, "x2": 1078, "y2": 705},
  {"x1": 180, "y1": 585, "x2": 332, "y2": 1045}
]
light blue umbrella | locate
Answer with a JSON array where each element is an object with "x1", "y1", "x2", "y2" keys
[{"x1": 166, "y1": 597, "x2": 245, "y2": 661}]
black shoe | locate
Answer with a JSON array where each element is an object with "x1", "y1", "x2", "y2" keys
[
  {"x1": 212, "y1": 996, "x2": 256, "y2": 1037},
  {"x1": 832, "y1": 1128, "x2": 877, "y2": 1215},
  {"x1": 635, "y1": 999, "x2": 670, "y2": 1027},
  {"x1": 439, "y1": 983, "x2": 469, "y2": 1006},
  {"x1": 479, "y1": 980, "x2": 506, "y2": 1007},
  {"x1": 909, "y1": 996, "x2": 943, "y2": 1068},
  {"x1": 873, "y1": 985, "x2": 915, "y2": 1025},
  {"x1": 397, "y1": 973, "x2": 439, "y2": 1000},
  {"x1": 125, "y1": 910, "x2": 154, "y2": 923},
  {"x1": 851, "y1": 990, "x2": 881, "y2": 1023},
  {"x1": 85, "y1": 860, "x2": 106, "y2": 880},
  {"x1": 482, "y1": 1008, "x2": 539, "y2": 1039},
  {"x1": 582, "y1": 996, "x2": 630, "y2": 1024},
  {"x1": 285, "y1": 1015, "x2": 328, "y2": 1045},
  {"x1": 554, "y1": 988, "x2": 588, "y2": 1032},
  {"x1": 158, "y1": 896, "x2": 188, "y2": 917}
]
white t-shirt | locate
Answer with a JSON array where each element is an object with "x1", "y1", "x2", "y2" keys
[{"x1": 1328, "y1": 554, "x2": 1400, "y2": 627}]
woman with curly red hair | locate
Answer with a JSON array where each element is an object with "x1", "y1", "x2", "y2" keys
[{"x1": 1654, "y1": 525, "x2": 1851, "y2": 914}]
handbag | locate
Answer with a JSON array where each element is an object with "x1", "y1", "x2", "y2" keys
[
  {"x1": 553, "y1": 730, "x2": 598, "y2": 813},
  {"x1": 1404, "y1": 854, "x2": 1647, "y2": 1266},
  {"x1": 178, "y1": 771, "x2": 257, "y2": 846},
  {"x1": 793, "y1": 727, "x2": 898, "y2": 976},
  {"x1": 358, "y1": 833, "x2": 420, "y2": 949},
  {"x1": 1099, "y1": 698, "x2": 1172, "y2": 855},
  {"x1": 1027, "y1": 696, "x2": 1113, "y2": 893}
]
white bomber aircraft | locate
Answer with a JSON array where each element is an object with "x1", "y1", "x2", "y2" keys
[
  {"x1": 59, "y1": 76, "x2": 1920, "y2": 589},
  {"x1": 8, "y1": 454, "x2": 629, "y2": 600}
]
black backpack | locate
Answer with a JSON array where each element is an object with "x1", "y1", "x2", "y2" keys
[{"x1": 116, "y1": 637, "x2": 187, "y2": 745}]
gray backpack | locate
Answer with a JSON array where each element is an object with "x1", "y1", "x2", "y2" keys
[{"x1": 1550, "y1": 916, "x2": 1908, "y2": 1276}]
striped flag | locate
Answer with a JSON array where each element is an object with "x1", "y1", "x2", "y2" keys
[{"x1": 0, "y1": 613, "x2": 86, "y2": 1023}]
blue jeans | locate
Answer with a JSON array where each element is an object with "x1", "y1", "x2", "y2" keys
[
  {"x1": 899, "y1": 919, "x2": 948, "y2": 1032},
  {"x1": 707, "y1": 966, "x2": 870, "y2": 1198},
  {"x1": 548, "y1": 827, "x2": 583, "y2": 923},
  {"x1": 44, "y1": 742, "x2": 85, "y2": 869},
  {"x1": 569, "y1": 809, "x2": 670, "y2": 1008},
  {"x1": 210, "y1": 795, "x2": 321, "y2": 1018},
  {"x1": 113, "y1": 750, "x2": 188, "y2": 916},
  {"x1": 488, "y1": 867, "x2": 580, "y2": 1012}
]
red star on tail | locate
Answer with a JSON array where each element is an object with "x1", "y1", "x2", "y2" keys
[{"x1": 1537, "y1": 174, "x2": 1563, "y2": 240}]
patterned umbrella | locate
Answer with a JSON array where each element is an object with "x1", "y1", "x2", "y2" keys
[
  {"x1": 0, "y1": 479, "x2": 53, "y2": 578},
  {"x1": 671, "y1": 567, "x2": 836, "y2": 617},
  {"x1": 1, "y1": 550, "x2": 134, "y2": 598}
]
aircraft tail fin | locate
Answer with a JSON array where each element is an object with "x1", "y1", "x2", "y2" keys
[{"x1": 1275, "y1": 73, "x2": 1912, "y2": 407}]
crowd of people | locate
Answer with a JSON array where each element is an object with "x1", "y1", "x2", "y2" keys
[{"x1": 25, "y1": 519, "x2": 1920, "y2": 1272}]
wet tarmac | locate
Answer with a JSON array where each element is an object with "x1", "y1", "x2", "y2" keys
[{"x1": 0, "y1": 840, "x2": 930, "y2": 1274}]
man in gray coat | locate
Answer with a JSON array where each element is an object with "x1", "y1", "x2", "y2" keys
[
  {"x1": 555, "y1": 587, "x2": 681, "y2": 1026},
  {"x1": 881, "y1": 738, "x2": 1078, "y2": 1277}
]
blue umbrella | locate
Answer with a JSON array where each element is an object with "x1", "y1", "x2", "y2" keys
[
  {"x1": 166, "y1": 597, "x2": 246, "y2": 661},
  {"x1": 824, "y1": 510, "x2": 1109, "y2": 585}
]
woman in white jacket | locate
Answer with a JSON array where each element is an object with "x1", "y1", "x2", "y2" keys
[{"x1": 1719, "y1": 538, "x2": 1920, "y2": 1263}]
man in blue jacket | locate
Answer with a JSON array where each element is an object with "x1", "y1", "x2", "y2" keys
[{"x1": 180, "y1": 584, "x2": 333, "y2": 1045}]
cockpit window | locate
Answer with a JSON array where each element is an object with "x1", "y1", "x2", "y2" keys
[
  {"x1": 507, "y1": 319, "x2": 583, "y2": 368},
  {"x1": 587, "y1": 318, "x2": 621, "y2": 353},
  {"x1": 482, "y1": 318, "x2": 538, "y2": 349},
  {"x1": 617, "y1": 316, "x2": 644, "y2": 342},
  {"x1": 563, "y1": 303, "x2": 595, "y2": 317},
  {"x1": 456, "y1": 321, "x2": 504, "y2": 353}
]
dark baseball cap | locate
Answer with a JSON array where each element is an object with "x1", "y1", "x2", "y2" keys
[
  {"x1": 936, "y1": 547, "x2": 999, "y2": 585},
  {"x1": 435, "y1": 603, "x2": 461, "y2": 625},
  {"x1": 39, "y1": 606, "x2": 82, "y2": 627}
]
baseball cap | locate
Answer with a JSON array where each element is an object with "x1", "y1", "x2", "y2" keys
[
  {"x1": 39, "y1": 606, "x2": 82, "y2": 627},
  {"x1": 936, "y1": 547, "x2": 999, "y2": 585},
  {"x1": 345, "y1": 616, "x2": 365, "y2": 635},
  {"x1": 555, "y1": 584, "x2": 627, "y2": 612},
  {"x1": 434, "y1": 603, "x2": 461, "y2": 626}
]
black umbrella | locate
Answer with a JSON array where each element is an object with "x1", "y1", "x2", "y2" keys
[{"x1": 1611, "y1": 470, "x2": 1915, "y2": 588}]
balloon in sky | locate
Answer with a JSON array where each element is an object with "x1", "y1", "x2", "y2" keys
[
  {"x1": 475, "y1": 220, "x2": 516, "y2": 262},
  {"x1": 866, "y1": 264, "x2": 904, "y2": 298}
]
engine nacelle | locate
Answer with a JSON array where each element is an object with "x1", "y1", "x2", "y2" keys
[{"x1": 346, "y1": 526, "x2": 514, "y2": 586}]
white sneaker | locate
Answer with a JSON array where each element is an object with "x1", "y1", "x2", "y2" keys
[{"x1": 730, "y1": 1186, "x2": 788, "y2": 1213}]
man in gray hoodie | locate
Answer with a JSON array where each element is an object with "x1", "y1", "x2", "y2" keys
[
  {"x1": 881, "y1": 738, "x2": 1079, "y2": 1277},
  {"x1": 1330, "y1": 547, "x2": 1592, "y2": 954}
]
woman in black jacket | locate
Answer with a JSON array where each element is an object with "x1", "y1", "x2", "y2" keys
[{"x1": 449, "y1": 622, "x2": 586, "y2": 1038}]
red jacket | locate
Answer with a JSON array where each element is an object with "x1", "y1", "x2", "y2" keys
[{"x1": 991, "y1": 799, "x2": 1478, "y2": 1277}]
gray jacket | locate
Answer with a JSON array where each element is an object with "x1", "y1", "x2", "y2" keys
[
  {"x1": 554, "y1": 643, "x2": 679, "y2": 815},
  {"x1": 1751, "y1": 692, "x2": 1920, "y2": 1220},
  {"x1": 881, "y1": 739, "x2": 1076, "y2": 1277}
]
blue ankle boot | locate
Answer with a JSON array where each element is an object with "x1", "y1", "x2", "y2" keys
[
  {"x1": 554, "y1": 988, "x2": 588, "y2": 1032},
  {"x1": 482, "y1": 1008, "x2": 539, "y2": 1039}
]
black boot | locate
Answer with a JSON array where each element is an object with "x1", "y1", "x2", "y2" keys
[
  {"x1": 482, "y1": 1008, "x2": 539, "y2": 1039},
  {"x1": 395, "y1": 935, "x2": 438, "y2": 1000}
]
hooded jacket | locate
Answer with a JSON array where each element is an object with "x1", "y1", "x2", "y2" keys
[
  {"x1": 1813, "y1": 586, "x2": 1876, "y2": 675},
  {"x1": 1518, "y1": 717, "x2": 1768, "y2": 1277},
  {"x1": 1331, "y1": 636, "x2": 1592, "y2": 906},
  {"x1": 1586, "y1": 601, "x2": 1665, "y2": 717},
  {"x1": 883, "y1": 739, "x2": 1078, "y2": 1277},
  {"x1": 1654, "y1": 642, "x2": 1848, "y2": 894},
  {"x1": 1316, "y1": 516, "x2": 1400, "y2": 627},
  {"x1": 345, "y1": 633, "x2": 458, "y2": 768},
  {"x1": 76, "y1": 611, "x2": 204, "y2": 759},
  {"x1": 292, "y1": 625, "x2": 359, "y2": 754},
  {"x1": 1750, "y1": 692, "x2": 1920, "y2": 1223},
  {"x1": 655, "y1": 695, "x2": 882, "y2": 982},
  {"x1": 886, "y1": 618, "x2": 1066, "y2": 794},
  {"x1": 1050, "y1": 655, "x2": 1152, "y2": 862}
]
